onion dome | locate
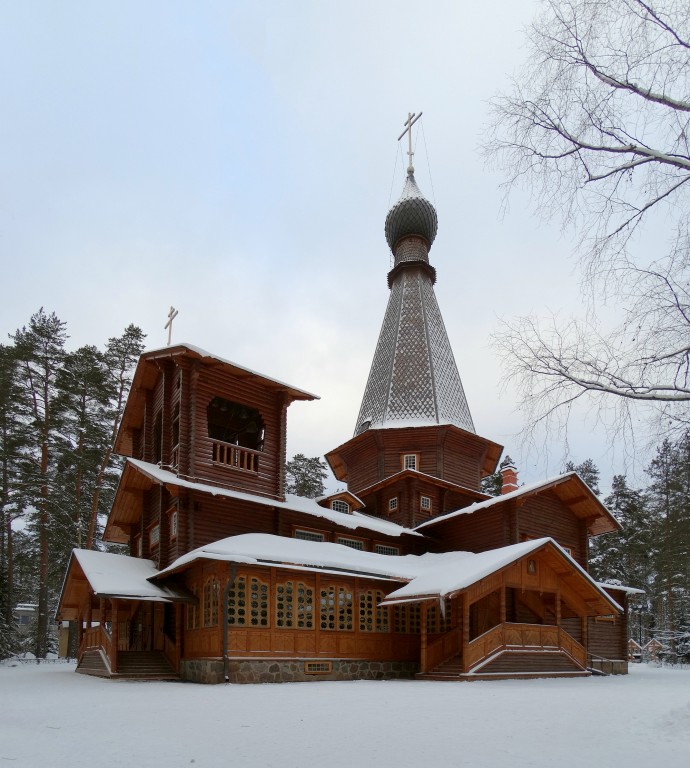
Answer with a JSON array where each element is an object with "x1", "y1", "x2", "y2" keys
[{"x1": 384, "y1": 171, "x2": 438, "y2": 252}]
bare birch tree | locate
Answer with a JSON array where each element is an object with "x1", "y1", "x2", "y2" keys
[{"x1": 486, "y1": 0, "x2": 690, "y2": 442}]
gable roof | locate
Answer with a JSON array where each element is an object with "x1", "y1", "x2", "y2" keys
[
  {"x1": 356, "y1": 468, "x2": 490, "y2": 502},
  {"x1": 56, "y1": 549, "x2": 187, "y2": 621},
  {"x1": 152, "y1": 533, "x2": 620, "y2": 617},
  {"x1": 414, "y1": 472, "x2": 620, "y2": 536},
  {"x1": 103, "y1": 458, "x2": 422, "y2": 544}
]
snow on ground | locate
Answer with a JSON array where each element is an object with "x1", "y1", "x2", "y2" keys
[{"x1": 2, "y1": 663, "x2": 689, "y2": 767}]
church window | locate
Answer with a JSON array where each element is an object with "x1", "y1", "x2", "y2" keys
[
  {"x1": 276, "y1": 580, "x2": 314, "y2": 629},
  {"x1": 389, "y1": 497, "x2": 398, "y2": 512},
  {"x1": 320, "y1": 585, "x2": 353, "y2": 631},
  {"x1": 169, "y1": 509, "x2": 178, "y2": 540},
  {"x1": 203, "y1": 578, "x2": 219, "y2": 627},
  {"x1": 402, "y1": 454, "x2": 418, "y2": 471},
  {"x1": 295, "y1": 529, "x2": 326, "y2": 542},
  {"x1": 187, "y1": 587, "x2": 199, "y2": 630},
  {"x1": 375, "y1": 544, "x2": 399, "y2": 556},
  {"x1": 207, "y1": 397, "x2": 265, "y2": 451},
  {"x1": 331, "y1": 499, "x2": 350, "y2": 514},
  {"x1": 149, "y1": 524, "x2": 160, "y2": 548},
  {"x1": 420, "y1": 495, "x2": 431, "y2": 511},
  {"x1": 248, "y1": 576, "x2": 269, "y2": 627},
  {"x1": 359, "y1": 590, "x2": 389, "y2": 632},
  {"x1": 394, "y1": 604, "x2": 421, "y2": 634},
  {"x1": 337, "y1": 536, "x2": 364, "y2": 550},
  {"x1": 227, "y1": 576, "x2": 247, "y2": 625},
  {"x1": 426, "y1": 602, "x2": 452, "y2": 633}
]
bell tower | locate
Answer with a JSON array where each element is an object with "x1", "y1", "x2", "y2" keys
[{"x1": 326, "y1": 115, "x2": 502, "y2": 527}]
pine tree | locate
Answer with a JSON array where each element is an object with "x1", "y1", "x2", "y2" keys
[
  {"x1": 589, "y1": 475, "x2": 653, "y2": 587},
  {"x1": 285, "y1": 454, "x2": 329, "y2": 499},
  {"x1": 564, "y1": 458, "x2": 600, "y2": 496},
  {"x1": 646, "y1": 436, "x2": 690, "y2": 656},
  {"x1": 10, "y1": 309, "x2": 67, "y2": 658}
]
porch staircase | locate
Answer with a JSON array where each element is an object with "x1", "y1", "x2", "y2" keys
[
  {"x1": 113, "y1": 651, "x2": 178, "y2": 680},
  {"x1": 77, "y1": 650, "x2": 178, "y2": 680},
  {"x1": 417, "y1": 649, "x2": 590, "y2": 681}
]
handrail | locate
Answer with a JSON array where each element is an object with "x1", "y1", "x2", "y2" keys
[
  {"x1": 466, "y1": 622, "x2": 586, "y2": 671},
  {"x1": 211, "y1": 440, "x2": 260, "y2": 473}
]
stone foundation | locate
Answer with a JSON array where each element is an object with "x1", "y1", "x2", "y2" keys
[
  {"x1": 589, "y1": 658, "x2": 628, "y2": 675},
  {"x1": 180, "y1": 658, "x2": 418, "y2": 684}
]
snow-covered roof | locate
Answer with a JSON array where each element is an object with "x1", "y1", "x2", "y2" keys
[
  {"x1": 414, "y1": 472, "x2": 619, "y2": 536},
  {"x1": 597, "y1": 581, "x2": 645, "y2": 596},
  {"x1": 153, "y1": 533, "x2": 621, "y2": 614},
  {"x1": 126, "y1": 458, "x2": 421, "y2": 539},
  {"x1": 142, "y1": 342, "x2": 319, "y2": 401},
  {"x1": 71, "y1": 549, "x2": 182, "y2": 602}
]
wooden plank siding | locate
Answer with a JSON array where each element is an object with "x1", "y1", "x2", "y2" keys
[{"x1": 517, "y1": 491, "x2": 585, "y2": 567}]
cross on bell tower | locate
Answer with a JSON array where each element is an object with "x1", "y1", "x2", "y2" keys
[{"x1": 397, "y1": 111, "x2": 423, "y2": 175}]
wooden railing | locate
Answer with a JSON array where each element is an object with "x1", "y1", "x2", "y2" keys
[
  {"x1": 79, "y1": 625, "x2": 112, "y2": 666},
  {"x1": 211, "y1": 440, "x2": 259, "y2": 473},
  {"x1": 466, "y1": 622, "x2": 586, "y2": 671},
  {"x1": 424, "y1": 631, "x2": 460, "y2": 674},
  {"x1": 466, "y1": 623, "x2": 506, "y2": 670}
]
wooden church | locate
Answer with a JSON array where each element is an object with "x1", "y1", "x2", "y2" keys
[{"x1": 57, "y1": 128, "x2": 635, "y2": 683}]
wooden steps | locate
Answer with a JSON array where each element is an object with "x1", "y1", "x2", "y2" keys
[
  {"x1": 76, "y1": 650, "x2": 110, "y2": 678},
  {"x1": 112, "y1": 651, "x2": 178, "y2": 680},
  {"x1": 77, "y1": 650, "x2": 178, "y2": 680},
  {"x1": 417, "y1": 649, "x2": 590, "y2": 681}
]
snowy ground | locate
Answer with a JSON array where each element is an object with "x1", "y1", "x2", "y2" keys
[{"x1": 2, "y1": 663, "x2": 689, "y2": 767}]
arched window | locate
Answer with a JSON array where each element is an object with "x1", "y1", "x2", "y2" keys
[
  {"x1": 203, "y1": 578, "x2": 219, "y2": 627},
  {"x1": 207, "y1": 397, "x2": 265, "y2": 451}
]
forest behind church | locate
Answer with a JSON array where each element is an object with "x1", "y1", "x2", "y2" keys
[{"x1": 1, "y1": 308, "x2": 689, "y2": 662}]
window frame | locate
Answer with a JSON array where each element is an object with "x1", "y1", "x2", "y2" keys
[
  {"x1": 293, "y1": 527, "x2": 327, "y2": 543},
  {"x1": 330, "y1": 499, "x2": 351, "y2": 514},
  {"x1": 388, "y1": 497, "x2": 398, "y2": 512},
  {"x1": 401, "y1": 453, "x2": 419, "y2": 471},
  {"x1": 336, "y1": 536, "x2": 365, "y2": 551},
  {"x1": 420, "y1": 495, "x2": 431, "y2": 512},
  {"x1": 374, "y1": 543, "x2": 400, "y2": 556}
]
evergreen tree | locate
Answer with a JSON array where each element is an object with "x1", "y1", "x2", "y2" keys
[
  {"x1": 589, "y1": 475, "x2": 653, "y2": 587},
  {"x1": 10, "y1": 309, "x2": 67, "y2": 658},
  {"x1": 646, "y1": 436, "x2": 690, "y2": 654},
  {"x1": 0, "y1": 343, "x2": 28, "y2": 658},
  {"x1": 480, "y1": 454, "x2": 516, "y2": 497},
  {"x1": 564, "y1": 458, "x2": 601, "y2": 496},
  {"x1": 285, "y1": 454, "x2": 329, "y2": 498}
]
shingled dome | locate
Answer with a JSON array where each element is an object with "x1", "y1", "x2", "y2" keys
[{"x1": 384, "y1": 172, "x2": 438, "y2": 251}]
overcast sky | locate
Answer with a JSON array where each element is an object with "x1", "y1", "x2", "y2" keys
[{"x1": 0, "y1": 1, "x2": 646, "y2": 493}]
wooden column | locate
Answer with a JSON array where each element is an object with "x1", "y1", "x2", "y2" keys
[
  {"x1": 111, "y1": 600, "x2": 119, "y2": 673},
  {"x1": 87, "y1": 598, "x2": 93, "y2": 629},
  {"x1": 420, "y1": 603, "x2": 428, "y2": 674},
  {"x1": 461, "y1": 593, "x2": 470, "y2": 673},
  {"x1": 175, "y1": 603, "x2": 183, "y2": 671},
  {"x1": 582, "y1": 614, "x2": 589, "y2": 659},
  {"x1": 556, "y1": 591, "x2": 561, "y2": 627},
  {"x1": 500, "y1": 585, "x2": 507, "y2": 624}
]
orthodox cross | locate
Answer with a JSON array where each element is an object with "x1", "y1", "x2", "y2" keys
[
  {"x1": 165, "y1": 306, "x2": 179, "y2": 346},
  {"x1": 397, "y1": 111, "x2": 423, "y2": 174}
]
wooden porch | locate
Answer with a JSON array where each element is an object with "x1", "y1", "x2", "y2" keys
[
  {"x1": 418, "y1": 621, "x2": 589, "y2": 680},
  {"x1": 75, "y1": 599, "x2": 181, "y2": 681}
]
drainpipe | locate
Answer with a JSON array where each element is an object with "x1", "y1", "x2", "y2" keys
[{"x1": 222, "y1": 564, "x2": 237, "y2": 683}]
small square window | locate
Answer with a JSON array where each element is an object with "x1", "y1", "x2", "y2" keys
[
  {"x1": 295, "y1": 529, "x2": 326, "y2": 542},
  {"x1": 375, "y1": 544, "x2": 400, "y2": 556},
  {"x1": 337, "y1": 537, "x2": 364, "y2": 550},
  {"x1": 402, "y1": 454, "x2": 417, "y2": 471},
  {"x1": 389, "y1": 497, "x2": 398, "y2": 511},
  {"x1": 331, "y1": 499, "x2": 350, "y2": 514},
  {"x1": 420, "y1": 496, "x2": 431, "y2": 511}
]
